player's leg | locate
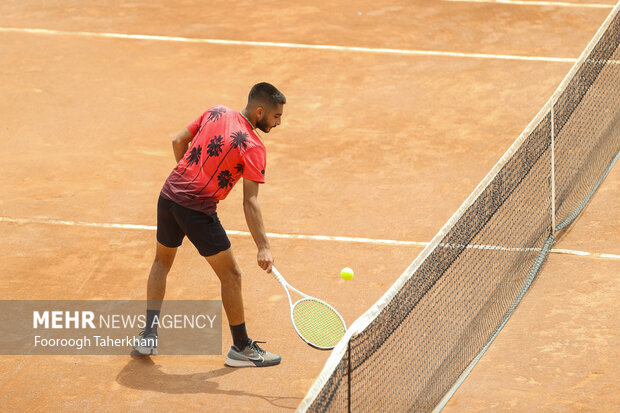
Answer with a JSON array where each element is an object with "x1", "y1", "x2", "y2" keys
[
  {"x1": 147, "y1": 196, "x2": 185, "y2": 333},
  {"x1": 204, "y1": 248, "x2": 244, "y2": 326},
  {"x1": 133, "y1": 242, "x2": 177, "y2": 355},
  {"x1": 133, "y1": 196, "x2": 184, "y2": 356},
  {"x1": 204, "y1": 249, "x2": 249, "y2": 354},
  {"x1": 146, "y1": 241, "x2": 177, "y2": 320},
  {"x1": 175, "y1": 205, "x2": 280, "y2": 366},
  {"x1": 177, "y1": 210, "x2": 245, "y2": 342},
  {"x1": 205, "y1": 248, "x2": 281, "y2": 367}
]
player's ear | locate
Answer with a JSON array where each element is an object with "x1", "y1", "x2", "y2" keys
[{"x1": 255, "y1": 106, "x2": 264, "y2": 120}]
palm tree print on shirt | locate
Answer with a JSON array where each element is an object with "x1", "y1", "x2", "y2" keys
[
  {"x1": 184, "y1": 135, "x2": 225, "y2": 189},
  {"x1": 173, "y1": 145, "x2": 202, "y2": 182},
  {"x1": 211, "y1": 170, "x2": 235, "y2": 198},
  {"x1": 196, "y1": 130, "x2": 249, "y2": 195},
  {"x1": 206, "y1": 107, "x2": 226, "y2": 122},
  {"x1": 207, "y1": 135, "x2": 225, "y2": 158},
  {"x1": 184, "y1": 113, "x2": 211, "y2": 153},
  {"x1": 180, "y1": 106, "x2": 226, "y2": 163}
]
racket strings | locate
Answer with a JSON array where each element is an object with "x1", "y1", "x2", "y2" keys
[{"x1": 292, "y1": 299, "x2": 346, "y2": 348}]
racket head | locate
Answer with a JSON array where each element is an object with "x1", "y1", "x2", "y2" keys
[{"x1": 291, "y1": 298, "x2": 347, "y2": 350}]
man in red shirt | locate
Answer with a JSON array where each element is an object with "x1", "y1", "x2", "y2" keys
[{"x1": 133, "y1": 83, "x2": 285, "y2": 367}]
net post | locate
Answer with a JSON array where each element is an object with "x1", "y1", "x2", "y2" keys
[{"x1": 550, "y1": 104, "x2": 556, "y2": 238}]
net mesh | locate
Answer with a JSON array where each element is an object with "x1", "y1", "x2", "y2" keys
[{"x1": 299, "y1": 5, "x2": 619, "y2": 412}]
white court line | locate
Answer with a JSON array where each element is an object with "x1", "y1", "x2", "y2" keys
[
  {"x1": 0, "y1": 27, "x2": 577, "y2": 63},
  {"x1": 445, "y1": 0, "x2": 615, "y2": 8},
  {"x1": 1, "y1": 216, "x2": 618, "y2": 260}
]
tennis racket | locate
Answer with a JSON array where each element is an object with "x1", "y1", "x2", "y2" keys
[{"x1": 271, "y1": 266, "x2": 347, "y2": 350}]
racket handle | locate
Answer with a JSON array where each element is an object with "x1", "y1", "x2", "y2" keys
[
  {"x1": 270, "y1": 266, "x2": 287, "y2": 286},
  {"x1": 271, "y1": 265, "x2": 284, "y2": 283}
]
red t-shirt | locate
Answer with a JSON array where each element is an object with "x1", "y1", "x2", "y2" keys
[{"x1": 160, "y1": 106, "x2": 266, "y2": 214}]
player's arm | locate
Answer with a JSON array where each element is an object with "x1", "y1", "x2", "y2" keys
[
  {"x1": 171, "y1": 127, "x2": 194, "y2": 163},
  {"x1": 243, "y1": 179, "x2": 273, "y2": 272}
]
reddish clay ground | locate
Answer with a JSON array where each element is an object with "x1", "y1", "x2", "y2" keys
[{"x1": 0, "y1": 1, "x2": 617, "y2": 412}]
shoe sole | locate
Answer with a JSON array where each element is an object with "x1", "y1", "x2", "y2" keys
[
  {"x1": 225, "y1": 357, "x2": 281, "y2": 367},
  {"x1": 132, "y1": 343, "x2": 158, "y2": 356}
]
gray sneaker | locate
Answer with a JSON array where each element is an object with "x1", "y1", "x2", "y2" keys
[
  {"x1": 225, "y1": 340, "x2": 281, "y2": 367},
  {"x1": 132, "y1": 331, "x2": 158, "y2": 355}
]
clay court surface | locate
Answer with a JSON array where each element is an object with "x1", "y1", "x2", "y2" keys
[{"x1": 1, "y1": 0, "x2": 618, "y2": 411}]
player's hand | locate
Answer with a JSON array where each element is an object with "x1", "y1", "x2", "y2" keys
[{"x1": 257, "y1": 248, "x2": 273, "y2": 273}]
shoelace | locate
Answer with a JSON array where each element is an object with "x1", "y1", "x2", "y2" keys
[{"x1": 250, "y1": 340, "x2": 267, "y2": 355}]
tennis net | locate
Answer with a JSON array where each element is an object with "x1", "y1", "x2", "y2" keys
[{"x1": 298, "y1": 4, "x2": 619, "y2": 412}]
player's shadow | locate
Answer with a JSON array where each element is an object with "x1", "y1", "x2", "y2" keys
[{"x1": 116, "y1": 351, "x2": 301, "y2": 410}]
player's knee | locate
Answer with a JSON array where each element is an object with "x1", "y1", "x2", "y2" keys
[
  {"x1": 229, "y1": 267, "x2": 242, "y2": 283},
  {"x1": 153, "y1": 251, "x2": 175, "y2": 270},
  {"x1": 155, "y1": 242, "x2": 177, "y2": 263},
  {"x1": 220, "y1": 267, "x2": 242, "y2": 287}
]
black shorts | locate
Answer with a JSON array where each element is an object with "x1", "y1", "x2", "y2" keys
[{"x1": 156, "y1": 195, "x2": 231, "y2": 257}]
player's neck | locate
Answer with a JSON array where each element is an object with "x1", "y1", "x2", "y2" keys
[
  {"x1": 240, "y1": 109, "x2": 256, "y2": 128},
  {"x1": 240, "y1": 109, "x2": 264, "y2": 141}
]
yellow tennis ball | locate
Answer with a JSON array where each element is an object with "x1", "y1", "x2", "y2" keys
[{"x1": 341, "y1": 267, "x2": 354, "y2": 281}]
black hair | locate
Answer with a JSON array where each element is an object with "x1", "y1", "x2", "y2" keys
[{"x1": 248, "y1": 82, "x2": 286, "y2": 106}]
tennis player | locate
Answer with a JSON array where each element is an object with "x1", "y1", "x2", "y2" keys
[{"x1": 133, "y1": 82, "x2": 285, "y2": 367}]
